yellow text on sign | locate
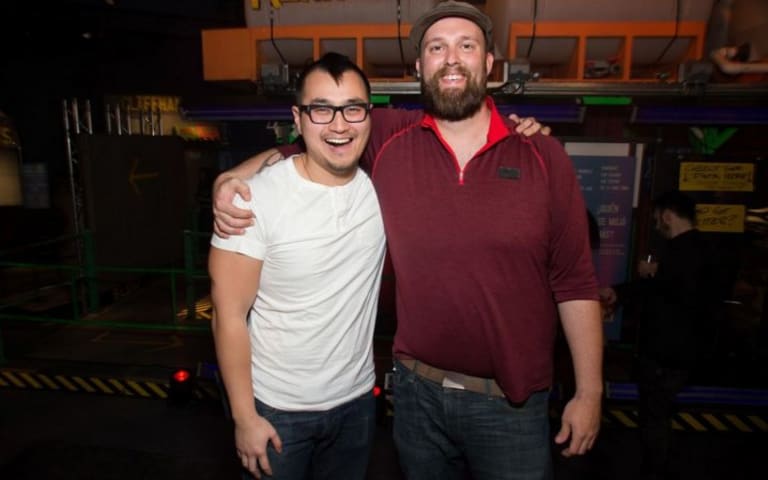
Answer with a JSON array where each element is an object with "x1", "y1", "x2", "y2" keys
[
  {"x1": 108, "y1": 95, "x2": 181, "y2": 113},
  {"x1": 696, "y1": 204, "x2": 745, "y2": 233},
  {"x1": 679, "y1": 162, "x2": 754, "y2": 192},
  {"x1": 0, "y1": 126, "x2": 18, "y2": 147}
]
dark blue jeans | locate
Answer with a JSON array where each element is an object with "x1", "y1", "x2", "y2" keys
[
  {"x1": 392, "y1": 360, "x2": 552, "y2": 480},
  {"x1": 243, "y1": 391, "x2": 375, "y2": 480}
]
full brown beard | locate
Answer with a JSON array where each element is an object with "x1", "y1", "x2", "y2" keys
[{"x1": 421, "y1": 64, "x2": 487, "y2": 121}]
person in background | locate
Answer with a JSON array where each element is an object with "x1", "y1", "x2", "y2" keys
[
  {"x1": 209, "y1": 53, "x2": 384, "y2": 480},
  {"x1": 213, "y1": 2, "x2": 602, "y2": 479},
  {"x1": 601, "y1": 190, "x2": 718, "y2": 480}
]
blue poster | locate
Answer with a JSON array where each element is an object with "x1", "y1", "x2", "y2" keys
[{"x1": 569, "y1": 150, "x2": 636, "y2": 341}]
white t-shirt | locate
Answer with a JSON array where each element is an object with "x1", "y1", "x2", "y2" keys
[{"x1": 211, "y1": 156, "x2": 386, "y2": 411}]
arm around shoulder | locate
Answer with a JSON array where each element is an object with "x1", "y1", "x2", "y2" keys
[{"x1": 212, "y1": 148, "x2": 287, "y2": 238}]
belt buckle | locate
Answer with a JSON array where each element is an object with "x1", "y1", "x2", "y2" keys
[{"x1": 441, "y1": 371, "x2": 466, "y2": 390}]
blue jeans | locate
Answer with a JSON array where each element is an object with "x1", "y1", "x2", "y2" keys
[
  {"x1": 243, "y1": 391, "x2": 375, "y2": 480},
  {"x1": 392, "y1": 360, "x2": 552, "y2": 480}
]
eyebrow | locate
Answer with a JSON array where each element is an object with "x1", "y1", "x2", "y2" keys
[
  {"x1": 424, "y1": 34, "x2": 480, "y2": 45},
  {"x1": 305, "y1": 97, "x2": 368, "y2": 105}
]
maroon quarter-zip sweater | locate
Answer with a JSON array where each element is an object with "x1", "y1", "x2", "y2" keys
[{"x1": 280, "y1": 98, "x2": 598, "y2": 402}]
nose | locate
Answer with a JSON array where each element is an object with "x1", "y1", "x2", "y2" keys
[
  {"x1": 328, "y1": 109, "x2": 349, "y2": 130},
  {"x1": 445, "y1": 45, "x2": 460, "y2": 66}
]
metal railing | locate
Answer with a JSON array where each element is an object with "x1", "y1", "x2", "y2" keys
[{"x1": 0, "y1": 230, "x2": 212, "y2": 363}]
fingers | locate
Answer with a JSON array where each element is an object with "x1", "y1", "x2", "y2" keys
[
  {"x1": 211, "y1": 176, "x2": 254, "y2": 237},
  {"x1": 213, "y1": 224, "x2": 231, "y2": 239},
  {"x1": 212, "y1": 203, "x2": 254, "y2": 224},
  {"x1": 554, "y1": 422, "x2": 570, "y2": 447},
  {"x1": 514, "y1": 117, "x2": 536, "y2": 133},
  {"x1": 561, "y1": 430, "x2": 598, "y2": 457},
  {"x1": 239, "y1": 450, "x2": 262, "y2": 479},
  {"x1": 213, "y1": 221, "x2": 243, "y2": 238},
  {"x1": 238, "y1": 449, "x2": 272, "y2": 478},
  {"x1": 254, "y1": 430, "x2": 282, "y2": 475},
  {"x1": 212, "y1": 209, "x2": 254, "y2": 237},
  {"x1": 257, "y1": 450, "x2": 273, "y2": 477},
  {"x1": 555, "y1": 415, "x2": 599, "y2": 457},
  {"x1": 507, "y1": 113, "x2": 551, "y2": 137},
  {"x1": 270, "y1": 431, "x2": 283, "y2": 454},
  {"x1": 213, "y1": 218, "x2": 248, "y2": 237},
  {"x1": 513, "y1": 116, "x2": 547, "y2": 137}
]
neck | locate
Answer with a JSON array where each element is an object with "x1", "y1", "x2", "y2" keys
[
  {"x1": 433, "y1": 102, "x2": 491, "y2": 136},
  {"x1": 669, "y1": 222, "x2": 694, "y2": 238}
]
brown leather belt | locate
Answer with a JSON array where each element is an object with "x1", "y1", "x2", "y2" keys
[{"x1": 397, "y1": 358, "x2": 505, "y2": 397}]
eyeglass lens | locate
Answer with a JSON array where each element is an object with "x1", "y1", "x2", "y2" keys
[{"x1": 305, "y1": 104, "x2": 369, "y2": 124}]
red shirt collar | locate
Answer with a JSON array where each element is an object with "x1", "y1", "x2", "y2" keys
[{"x1": 420, "y1": 97, "x2": 512, "y2": 149}]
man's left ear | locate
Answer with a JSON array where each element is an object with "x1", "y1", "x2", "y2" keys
[
  {"x1": 486, "y1": 52, "x2": 494, "y2": 77},
  {"x1": 291, "y1": 106, "x2": 302, "y2": 136}
]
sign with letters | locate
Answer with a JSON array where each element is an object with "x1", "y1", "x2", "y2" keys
[
  {"x1": 696, "y1": 204, "x2": 745, "y2": 233},
  {"x1": 566, "y1": 142, "x2": 637, "y2": 342},
  {"x1": 679, "y1": 162, "x2": 754, "y2": 192}
]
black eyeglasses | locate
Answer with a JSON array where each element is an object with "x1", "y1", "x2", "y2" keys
[{"x1": 298, "y1": 103, "x2": 372, "y2": 124}]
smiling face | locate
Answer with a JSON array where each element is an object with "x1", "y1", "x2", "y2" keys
[
  {"x1": 416, "y1": 17, "x2": 494, "y2": 120},
  {"x1": 291, "y1": 69, "x2": 371, "y2": 185}
]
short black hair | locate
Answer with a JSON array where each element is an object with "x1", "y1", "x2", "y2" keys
[
  {"x1": 294, "y1": 52, "x2": 371, "y2": 104},
  {"x1": 652, "y1": 190, "x2": 697, "y2": 223}
]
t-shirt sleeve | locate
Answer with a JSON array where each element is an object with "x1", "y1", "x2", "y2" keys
[
  {"x1": 210, "y1": 180, "x2": 267, "y2": 260},
  {"x1": 536, "y1": 136, "x2": 599, "y2": 302}
]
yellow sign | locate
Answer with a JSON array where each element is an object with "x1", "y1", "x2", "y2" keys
[
  {"x1": 108, "y1": 95, "x2": 181, "y2": 113},
  {"x1": 251, "y1": 0, "x2": 289, "y2": 8},
  {"x1": 679, "y1": 162, "x2": 754, "y2": 192},
  {"x1": 0, "y1": 126, "x2": 18, "y2": 147},
  {"x1": 696, "y1": 204, "x2": 745, "y2": 233}
]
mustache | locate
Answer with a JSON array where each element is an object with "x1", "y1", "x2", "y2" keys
[{"x1": 434, "y1": 64, "x2": 472, "y2": 79}]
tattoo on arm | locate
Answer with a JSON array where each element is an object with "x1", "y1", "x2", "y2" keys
[{"x1": 258, "y1": 151, "x2": 285, "y2": 173}]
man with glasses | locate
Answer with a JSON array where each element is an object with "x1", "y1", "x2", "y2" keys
[{"x1": 209, "y1": 52, "x2": 383, "y2": 480}]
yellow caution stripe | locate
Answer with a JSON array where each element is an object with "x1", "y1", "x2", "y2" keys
[
  {"x1": 595, "y1": 407, "x2": 766, "y2": 433},
  {"x1": 0, "y1": 368, "x2": 219, "y2": 401}
]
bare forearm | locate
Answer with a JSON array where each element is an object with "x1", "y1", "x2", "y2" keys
[
  {"x1": 559, "y1": 299, "x2": 604, "y2": 398},
  {"x1": 209, "y1": 248, "x2": 262, "y2": 422},
  {"x1": 212, "y1": 313, "x2": 258, "y2": 423}
]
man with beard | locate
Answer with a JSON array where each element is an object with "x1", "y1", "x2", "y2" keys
[{"x1": 213, "y1": 2, "x2": 602, "y2": 478}]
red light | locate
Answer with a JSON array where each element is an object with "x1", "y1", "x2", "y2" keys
[
  {"x1": 173, "y1": 369, "x2": 191, "y2": 383},
  {"x1": 373, "y1": 386, "x2": 382, "y2": 397}
]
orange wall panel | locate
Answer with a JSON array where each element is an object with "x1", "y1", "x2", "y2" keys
[{"x1": 202, "y1": 29, "x2": 256, "y2": 81}]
